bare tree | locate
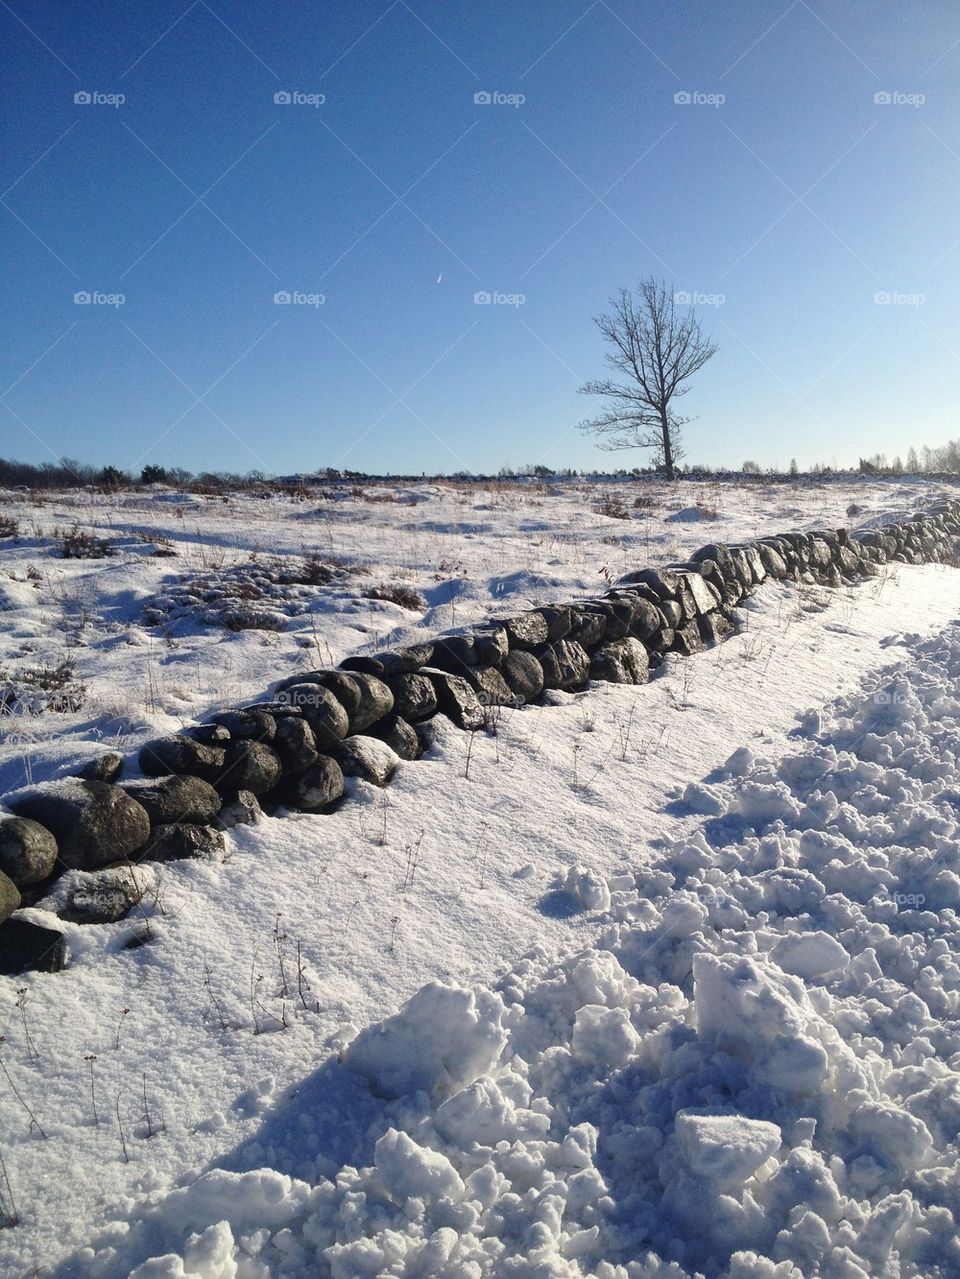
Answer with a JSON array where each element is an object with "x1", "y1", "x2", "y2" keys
[{"x1": 578, "y1": 278, "x2": 718, "y2": 480}]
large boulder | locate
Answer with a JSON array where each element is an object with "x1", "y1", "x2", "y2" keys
[
  {"x1": 120, "y1": 775, "x2": 221, "y2": 825},
  {"x1": 0, "y1": 915, "x2": 67, "y2": 974},
  {"x1": 272, "y1": 715, "x2": 319, "y2": 774},
  {"x1": 538, "y1": 639, "x2": 591, "y2": 690},
  {"x1": 567, "y1": 609, "x2": 607, "y2": 649},
  {"x1": 275, "y1": 683, "x2": 349, "y2": 749},
  {"x1": 0, "y1": 869, "x2": 21, "y2": 923},
  {"x1": 465, "y1": 666, "x2": 517, "y2": 712},
  {"x1": 218, "y1": 740, "x2": 282, "y2": 796},
  {"x1": 340, "y1": 673, "x2": 394, "y2": 732},
  {"x1": 210, "y1": 708, "x2": 276, "y2": 742},
  {"x1": 500, "y1": 650, "x2": 545, "y2": 703},
  {"x1": 0, "y1": 817, "x2": 58, "y2": 886},
  {"x1": 336, "y1": 736, "x2": 400, "y2": 787},
  {"x1": 421, "y1": 669, "x2": 484, "y2": 730},
  {"x1": 287, "y1": 756, "x2": 345, "y2": 811},
  {"x1": 367, "y1": 715, "x2": 421, "y2": 761},
  {"x1": 387, "y1": 673, "x2": 438, "y2": 722},
  {"x1": 6, "y1": 780, "x2": 150, "y2": 871},
  {"x1": 139, "y1": 735, "x2": 226, "y2": 782},
  {"x1": 590, "y1": 637, "x2": 650, "y2": 684},
  {"x1": 340, "y1": 643, "x2": 434, "y2": 677},
  {"x1": 495, "y1": 613, "x2": 550, "y2": 651},
  {"x1": 677, "y1": 571, "x2": 719, "y2": 615}
]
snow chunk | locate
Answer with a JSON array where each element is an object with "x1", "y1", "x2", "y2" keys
[
  {"x1": 675, "y1": 1112, "x2": 782, "y2": 1192},
  {"x1": 571, "y1": 1004, "x2": 640, "y2": 1068},
  {"x1": 559, "y1": 863, "x2": 612, "y2": 912},
  {"x1": 374, "y1": 1129, "x2": 465, "y2": 1201},
  {"x1": 772, "y1": 932, "x2": 850, "y2": 980},
  {"x1": 344, "y1": 982, "x2": 507, "y2": 1100}
]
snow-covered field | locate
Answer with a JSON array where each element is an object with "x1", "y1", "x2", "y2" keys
[{"x1": 2, "y1": 475, "x2": 960, "y2": 1277}]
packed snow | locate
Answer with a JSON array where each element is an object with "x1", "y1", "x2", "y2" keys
[{"x1": 1, "y1": 476, "x2": 960, "y2": 1277}]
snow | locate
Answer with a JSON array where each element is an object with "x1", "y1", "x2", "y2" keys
[{"x1": 2, "y1": 477, "x2": 960, "y2": 1276}]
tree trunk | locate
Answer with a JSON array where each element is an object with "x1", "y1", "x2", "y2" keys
[{"x1": 660, "y1": 408, "x2": 675, "y2": 480}]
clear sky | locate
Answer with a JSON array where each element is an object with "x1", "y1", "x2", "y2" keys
[{"x1": 1, "y1": 1, "x2": 958, "y2": 476}]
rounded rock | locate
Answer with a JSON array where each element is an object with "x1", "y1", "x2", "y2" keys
[
  {"x1": 0, "y1": 817, "x2": 59, "y2": 886},
  {"x1": 6, "y1": 780, "x2": 150, "y2": 871}
]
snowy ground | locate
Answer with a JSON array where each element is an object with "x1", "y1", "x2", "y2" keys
[{"x1": 1, "y1": 476, "x2": 960, "y2": 1277}]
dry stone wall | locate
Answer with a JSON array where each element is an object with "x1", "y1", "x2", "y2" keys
[{"x1": 2, "y1": 501, "x2": 958, "y2": 975}]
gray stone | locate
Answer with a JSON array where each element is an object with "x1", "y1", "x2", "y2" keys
[
  {"x1": 421, "y1": 669, "x2": 484, "y2": 730},
  {"x1": 140, "y1": 735, "x2": 226, "y2": 782},
  {"x1": 659, "y1": 599, "x2": 683, "y2": 629},
  {"x1": 387, "y1": 673, "x2": 438, "y2": 722},
  {"x1": 465, "y1": 666, "x2": 518, "y2": 711},
  {"x1": 646, "y1": 623, "x2": 675, "y2": 653},
  {"x1": 347, "y1": 673, "x2": 395, "y2": 732},
  {"x1": 431, "y1": 634, "x2": 478, "y2": 671},
  {"x1": 336, "y1": 736, "x2": 400, "y2": 787},
  {"x1": 215, "y1": 790, "x2": 262, "y2": 830},
  {"x1": 367, "y1": 715, "x2": 421, "y2": 761},
  {"x1": 698, "y1": 612, "x2": 733, "y2": 646},
  {"x1": 677, "y1": 571, "x2": 719, "y2": 614},
  {"x1": 672, "y1": 622, "x2": 703, "y2": 656},
  {"x1": 618, "y1": 567, "x2": 679, "y2": 599},
  {"x1": 147, "y1": 823, "x2": 226, "y2": 862},
  {"x1": 7, "y1": 780, "x2": 150, "y2": 871},
  {"x1": 497, "y1": 612, "x2": 550, "y2": 650},
  {"x1": 211, "y1": 708, "x2": 276, "y2": 741},
  {"x1": 689, "y1": 543, "x2": 734, "y2": 574},
  {"x1": 273, "y1": 715, "x2": 319, "y2": 773},
  {"x1": 567, "y1": 609, "x2": 607, "y2": 649},
  {"x1": 0, "y1": 916, "x2": 66, "y2": 974},
  {"x1": 756, "y1": 543, "x2": 788, "y2": 577},
  {"x1": 276, "y1": 683, "x2": 350, "y2": 749},
  {"x1": 0, "y1": 817, "x2": 58, "y2": 886},
  {"x1": 0, "y1": 870, "x2": 21, "y2": 923},
  {"x1": 288, "y1": 756, "x2": 345, "y2": 811},
  {"x1": 625, "y1": 596, "x2": 662, "y2": 641},
  {"x1": 538, "y1": 639, "x2": 591, "y2": 689},
  {"x1": 584, "y1": 600, "x2": 632, "y2": 640},
  {"x1": 219, "y1": 740, "x2": 282, "y2": 796},
  {"x1": 185, "y1": 723, "x2": 232, "y2": 746},
  {"x1": 342, "y1": 644, "x2": 434, "y2": 677},
  {"x1": 471, "y1": 627, "x2": 510, "y2": 666},
  {"x1": 499, "y1": 650, "x2": 545, "y2": 704},
  {"x1": 78, "y1": 752, "x2": 123, "y2": 783},
  {"x1": 590, "y1": 637, "x2": 650, "y2": 684},
  {"x1": 537, "y1": 605, "x2": 574, "y2": 642},
  {"x1": 120, "y1": 774, "x2": 222, "y2": 825}
]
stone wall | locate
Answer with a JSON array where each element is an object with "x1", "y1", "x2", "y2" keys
[{"x1": 2, "y1": 500, "x2": 958, "y2": 974}]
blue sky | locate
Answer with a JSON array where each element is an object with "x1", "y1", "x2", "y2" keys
[{"x1": 1, "y1": 1, "x2": 958, "y2": 476}]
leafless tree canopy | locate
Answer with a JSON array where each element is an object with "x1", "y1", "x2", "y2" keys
[{"x1": 578, "y1": 277, "x2": 718, "y2": 480}]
